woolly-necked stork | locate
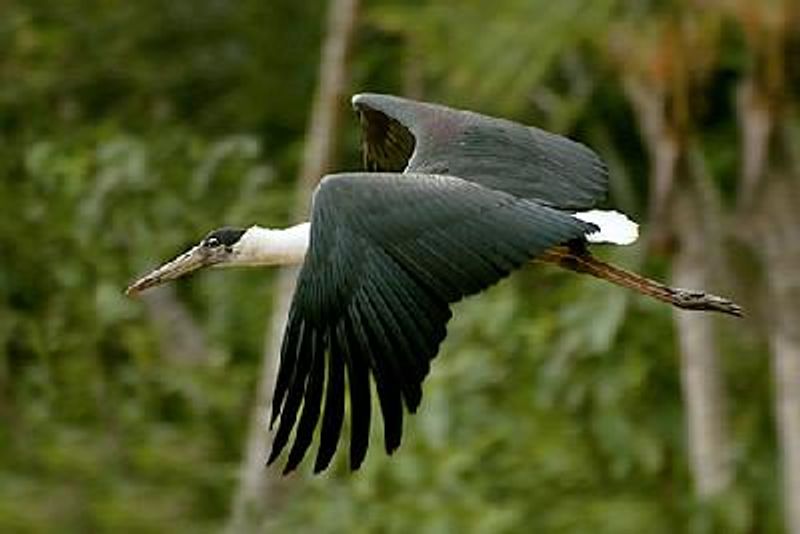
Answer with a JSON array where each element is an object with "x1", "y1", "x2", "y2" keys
[{"x1": 126, "y1": 93, "x2": 741, "y2": 474}]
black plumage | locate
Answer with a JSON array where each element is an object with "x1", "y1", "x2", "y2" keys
[
  {"x1": 203, "y1": 227, "x2": 246, "y2": 247},
  {"x1": 268, "y1": 173, "x2": 598, "y2": 473},
  {"x1": 266, "y1": 93, "x2": 613, "y2": 473}
]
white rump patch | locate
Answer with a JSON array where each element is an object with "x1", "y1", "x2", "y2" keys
[{"x1": 573, "y1": 210, "x2": 639, "y2": 245}]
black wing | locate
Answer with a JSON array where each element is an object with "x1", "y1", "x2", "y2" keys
[
  {"x1": 267, "y1": 172, "x2": 597, "y2": 473},
  {"x1": 352, "y1": 93, "x2": 608, "y2": 210}
]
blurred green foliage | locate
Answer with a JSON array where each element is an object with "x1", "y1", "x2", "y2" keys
[{"x1": 0, "y1": 0, "x2": 788, "y2": 532}]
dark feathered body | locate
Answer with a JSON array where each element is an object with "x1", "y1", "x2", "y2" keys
[{"x1": 267, "y1": 93, "x2": 611, "y2": 473}]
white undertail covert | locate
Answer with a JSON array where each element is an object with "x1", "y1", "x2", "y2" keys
[{"x1": 573, "y1": 210, "x2": 639, "y2": 245}]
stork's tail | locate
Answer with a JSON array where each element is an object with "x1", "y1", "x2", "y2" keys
[{"x1": 536, "y1": 247, "x2": 743, "y2": 317}]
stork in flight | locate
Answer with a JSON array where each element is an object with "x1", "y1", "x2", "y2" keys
[{"x1": 126, "y1": 93, "x2": 741, "y2": 474}]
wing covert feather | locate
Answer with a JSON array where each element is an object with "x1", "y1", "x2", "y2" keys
[{"x1": 353, "y1": 93, "x2": 608, "y2": 210}]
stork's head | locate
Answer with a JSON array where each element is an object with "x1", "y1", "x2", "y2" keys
[{"x1": 125, "y1": 227, "x2": 246, "y2": 296}]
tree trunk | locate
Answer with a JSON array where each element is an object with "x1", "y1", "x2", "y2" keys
[
  {"x1": 226, "y1": 0, "x2": 360, "y2": 530},
  {"x1": 757, "y1": 175, "x2": 800, "y2": 534},
  {"x1": 622, "y1": 79, "x2": 676, "y2": 241},
  {"x1": 737, "y1": 42, "x2": 800, "y2": 525},
  {"x1": 736, "y1": 81, "x2": 772, "y2": 211},
  {"x1": 625, "y1": 78, "x2": 732, "y2": 498},
  {"x1": 671, "y1": 189, "x2": 731, "y2": 498}
]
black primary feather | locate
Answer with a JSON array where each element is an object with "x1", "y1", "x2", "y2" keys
[
  {"x1": 267, "y1": 172, "x2": 598, "y2": 473},
  {"x1": 353, "y1": 93, "x2": 608, "y2": 211}
]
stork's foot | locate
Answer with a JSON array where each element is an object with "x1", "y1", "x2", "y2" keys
[
  {"x1": 666, "y1": 287, "x2": 743, "y2": 317},
  {"x1": 535, "y1": 247, "x2": 744, "y2": 318}
]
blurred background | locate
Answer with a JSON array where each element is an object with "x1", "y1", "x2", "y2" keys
[{"x1": 2, "y1": 0, "x2": 799, "y2": 532}]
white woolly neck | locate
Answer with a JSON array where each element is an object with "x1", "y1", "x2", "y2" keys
[{"x1": 230, "y1": 222, "x2": 310, "y2": 266}]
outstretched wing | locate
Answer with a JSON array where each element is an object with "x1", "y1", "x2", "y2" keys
[
  {"x1": 267, "y1": 172, "x2": 597, "y2": 474},
  {"x1": 353, "y1": 93, "x2": 608, "y2": 210}
]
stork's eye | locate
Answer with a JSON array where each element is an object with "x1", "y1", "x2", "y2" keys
[{"x1": 204, "y1": 236, "x2": 221, "y2": 248}]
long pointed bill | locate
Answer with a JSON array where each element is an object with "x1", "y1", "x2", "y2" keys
[{"x1": 126, "y1": 245, "x2": 211, "y2": 297}]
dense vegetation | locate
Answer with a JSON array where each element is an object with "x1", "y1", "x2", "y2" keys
[{"x1": 1, "y1": 0, "x2": 797, "y2": 532}]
